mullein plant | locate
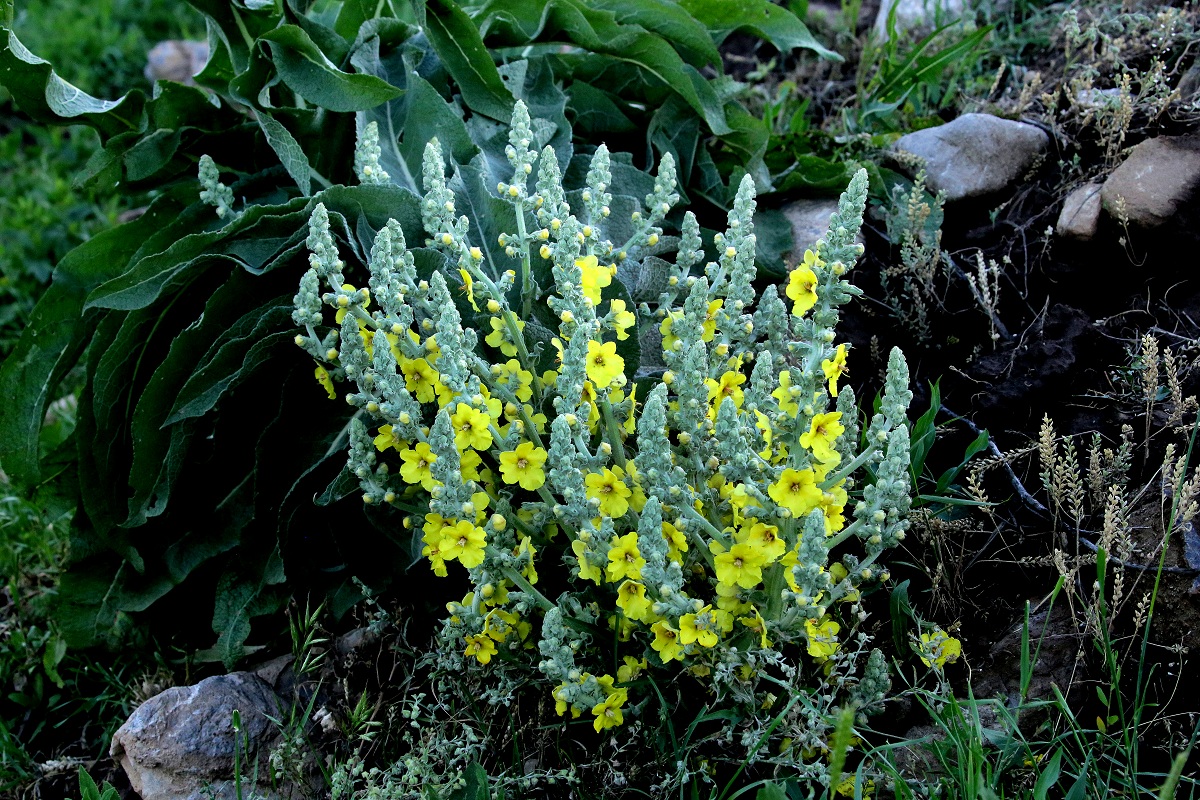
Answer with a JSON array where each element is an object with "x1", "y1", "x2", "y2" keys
[{"x1": 292, "y1": 101, "x2": 913, "y2": 784}]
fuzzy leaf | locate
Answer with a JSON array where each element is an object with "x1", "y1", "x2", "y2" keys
[
  {"x1": 424, "y1": 0, "x2": 515, "y2": 122},
  {"x1": 676, "y1": 0, "x2": 838, "y2": 60},
  {"x1": 260, "y1": 25, "x2": 403, "y2": 112},
  {"x1": 0, "y1": 192, "x2": 189, "y2": 488}
]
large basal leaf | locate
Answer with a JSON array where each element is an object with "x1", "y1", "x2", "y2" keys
[
  {"x1": 0, "y1": 26, "x2": 145, "y2": 137},
  {"x1": 423, "y1": 0, "x2": 515, "y2": 122},
  {"x1": 0, "y1": 191, "x2": 190, "y2": 489},
  {"x1": 675, "y1": 0, "x2": 839, "y2": 61},
  {"x1": 574, "y1": 0, "x2": 719, "y2": 69},
  {"x1": 261, "y1": 25, "x2": 403, "y2": 112},
  {"x1": 471, "y1": 0, "x2": 730, "y2": 134},
  {"x1": 166, "y1": 303, "x2": 295, "y2": 424}
]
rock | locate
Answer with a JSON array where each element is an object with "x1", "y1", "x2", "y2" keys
[
  {"x1": 971, "y1": 603, "x2": 1080, "y2": 731},
  {"x1": 145, "y1": 40, "x2": 210, "y2": 86},
  {"x1": 111, "y1": 672, "x2": 284, "y2": 800},
  {"x1": 874, "y1": 0, "x2": 966, "y2": 39},
  {"x1": 893, "y1": 113, "x2": 1049, "y2": 201},
  {"x1": 1100, "y1": 136, "x2": 1200, "y2": 228},
  {"x1": 1056, "y1": 182, "x2": 1102, "y2": 241},
  {"x1": 781, "y1": 198, "x2": 842, "y2": 254}
]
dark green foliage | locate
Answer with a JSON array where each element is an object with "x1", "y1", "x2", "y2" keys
[
  {"x1": 0, "y1": 0, "x2": 818, "y2": 667},
  {"x1": 0, "y1": 123, "x2": 124, "y2": 356}
]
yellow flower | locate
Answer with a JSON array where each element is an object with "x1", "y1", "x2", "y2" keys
[
  {"x1": 373, "y1": 424, "x2": 405, "y2": 452},
  {"x1": 659, "y1": 311, "x2": 682, "y2": 352},
  {"x1": 591, "y1": 686, "x2": 627, "y2": 732},
  {"x1": 650, "y1": 620, "x2": 685, "y2": 662},
  {"x1": 399, "y1": 442, "x2": 439, "y2": 491},
  {"x1": 495, "y1": 359, "x2": 534, "y2": 402},
  {"x1": 421, "y1": 514, "x2": 449, "y2": 576},
  {"x1": 515, "y1": 536, "x2": 538, "y2": 584},
  {"x1": 617, "y1": 655, "x2": 647, "y2": 683},
  {"x1": 702, "y1": 299, "x2": 722, "y2": 341},
  {"x1": 460, "y1": 448, "x2": 484, "y2": 482},
  {"x1": 662, "y1": 520, "x2": 688, "y2": 562},
  {"x1": 769, "y1": 468, "x2": 823, "y2": 518},
  {"x1": 400, "y1": 357, "x2": 443, "y2": 404},
  {"x1": 464, "y1": 633, "x2": 497, "y2": 664},
  {"x1": 819, "y1": 485, "x2": 848, "y2": 533},
  {"x1": 615, "y1": 580, "x2": 652, "y2": 622},
  {"x1": 772, "y1": 371, "x2": 799, "y2": 417},
  {"x1": 440, "y1": 520, "x2": 486, "y2": 568},
  {"x1": 800, "y1": 411, "x2": 844, "y2": 466},
  {"x1": 577, "y1": 254, "x2": 615, "y2": 305},
  {"x1": 679, "y1": 606, "x2": 719, "y2": 648},
  {"x1": 483, "y1": 607, "x2": 519, "y2": 642},
  {"x1": 586, "y1": 468, "x2": 632, "y2": 518},
  {"x1": 609, "y1": 298, "x2": 636, "y2": 340},
  {"x1": 485, "y1": 316, "x2": 524, "y2": 357},
  {"x1": 805, "y1": 617, "x2": 841, "y2": 661},
  {"x1": 706, "y1": 370, "x2": 746, "y2": 410},
  {"x1": 572, "y1": 538, "x2": 603, "y2": 584},
  {"x1": 738, "y1": 521, "x2": 786, "y2": 562},
  {"x1": 835, "y1": 777, "x2": 874, "y2": 799},
  {"x1": 919, "y1": 629, "x2": 962, "y2": 669},
  {"x1": 822, "y1": 344, "x2": 848, "y2": 398},
  {"x1": 786, "y1": 249, "x2": 822, "y2": 316},
  {"x1": 585, "y1": 340, "x2": 625, "y2": 387},
  {"x1": 450, "y1": 403, "x2": 493, "y2": 451},
  {"x1": 458, "y1": 268, "x2": 479, "y2": 311},
  {"x1": 738, "y1": 606, "x2": 772, "y2": 649},
  {"x1": 606, "y1": 531, "x2": 645, "y2": 582},
  {"x1": 754, "y1": 411, "x2": 773, "y2": 460},
  {"x1": 498, "y1": 441, "x2": 548, "y2": 490},
  {"x1": 314, "y1": 364, "x2": 336, "y2": 399},
  {"x1": 712, "y1": 541, "x2": 768, "y2": 589}
]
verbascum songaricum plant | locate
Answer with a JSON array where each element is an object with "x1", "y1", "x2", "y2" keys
[{"x1": 294, "y1": 101, "x2": 912, "y2": 784}]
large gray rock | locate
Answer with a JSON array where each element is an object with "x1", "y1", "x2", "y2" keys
[
  {"x1": 1056, "y1": 182, "x2": 1102, "y2": 241},
  {"x1": 874, "y1": 0, "x2": 966, "y2": 38},
  {"x1": 1100, "y1": 136, "x2": 1200, "y2": 228},
  {"x1": 782, "y1": 198, "x2": 841, "y2": 254},
  {"x1": 893, "y1": 113, "x2": 1049, "y2": 201},
  {"x1": 145, "y1": 40, "x2": 210, "y2": 85},
  {"x1": 111, "y1": 672, "x2": 283, "y2": 800}
]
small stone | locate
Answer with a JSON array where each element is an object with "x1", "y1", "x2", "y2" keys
[
  {"x1": 1100, "y1": 136, "x2": 1200, "y2": 228},
  {"x1": 111, "y1": 672, "x2": 285, "y2": 800},
  {"x1": 781, "y1": 198, "x2": 842, "y2": 254},
  {"x1": 892, "y1": 113, "x2": 1049, "y2": 201},
  {"x1": 1056, "y1": 183, "x2": 1102, "y2": 241},
  {"x1": 874, "y1": 0, "x2": 966, "y2": 39},
  {"x1": 145, "y1": 40, "x2": 210, "y2": 86}
]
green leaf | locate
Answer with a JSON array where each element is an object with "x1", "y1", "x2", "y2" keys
[
  {"x1": 773, "y1": 154, "x2": 855, "y2": 194},
  {"x1": 261, "y1": 25, "x2": 403, "y2": 112},
  {"x1": 473, "y1": 0, "x2": 730, "y2": 134},
  {"x1": 934, "y1": 428, "x2": 989, "y2": 496},
  {"x1": 165, "y1": 302, "x2": 295, "y2": 424},
  {"x1": 125, "y1": 271, "x2": 274, "y2": 527},
  {"x1": 84, "y1": 198, "x2": 310, "y2": 311},
  {"x1": 0, "y1": 192, "x2": 188, "y2": 488},
  {"x1": 587, "y1": 0, "x2": 720, "y2": 68},
  {"x1": 755, "y1": 783, "x2": 788, "y2": 800},
  {"x1": 908, "y1": 380, "x2": 940, "y2": 480},
  {"x1": 890, "y1": 579, "x2": 913, "y2": 653},
  {"x1": 256, "y1": 110, "x2": 313, "y2": 194},
  {"x1": 203, "y1": 550, "x2": 288, "y2": 668},
  {"x1": 676, "y1": 0, "x2": 838, "y2": 60},
  {"x1": 1032, "y1": 749, "x2": 1063, "y2": 800},
  {"x1": 424, "y1": 0, "x2": 515, "y2": 122},
  {"x1": 752, "y1": 207, "x2": 794, "y2": 279},
  {"x1": 448, "y1": 762, "x2": 490, "y2": 800},
  {"x1": 0, "y1": 27, "x2": 146, "y2": 137}
]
